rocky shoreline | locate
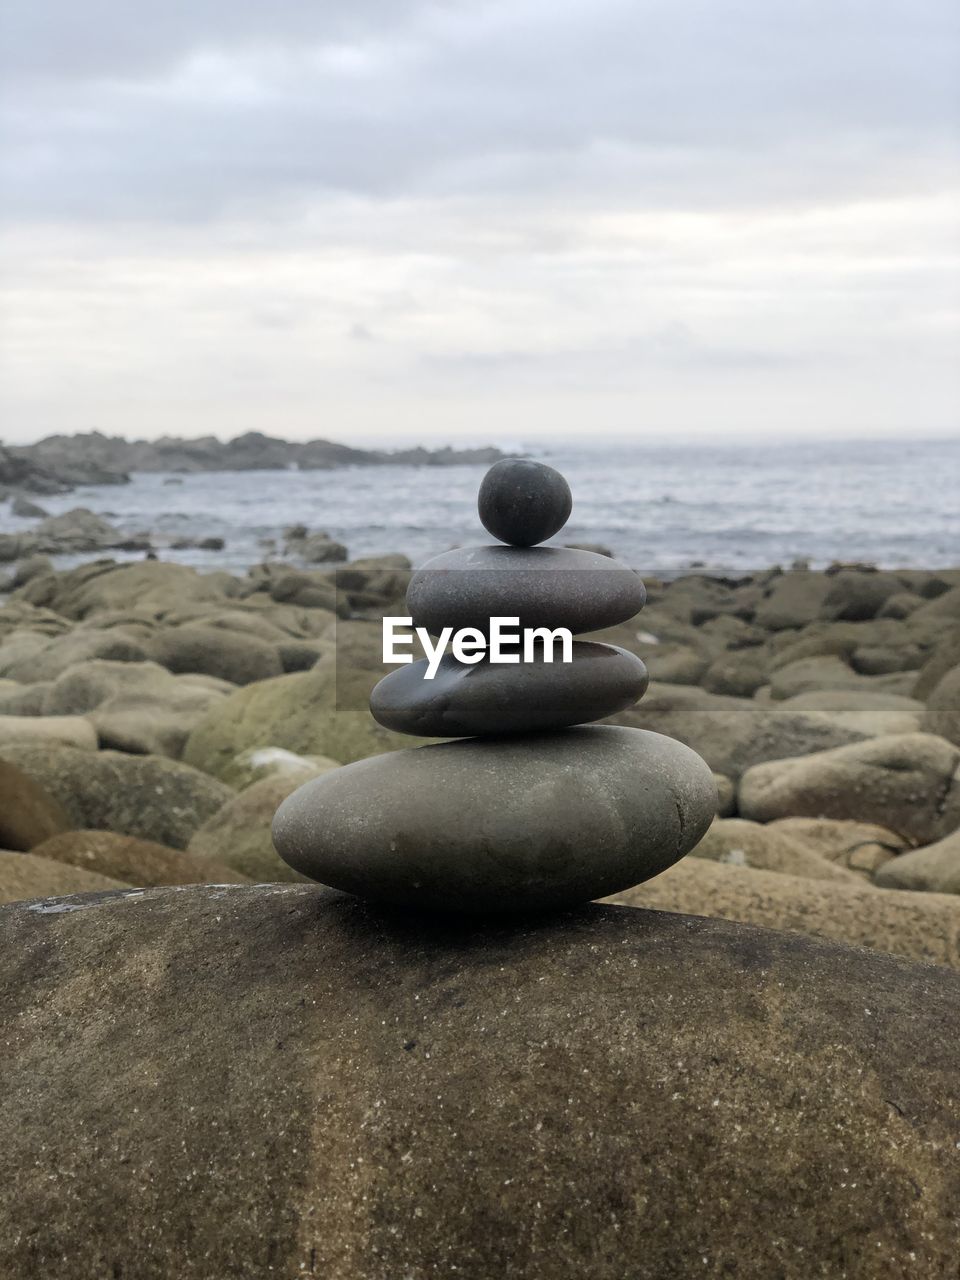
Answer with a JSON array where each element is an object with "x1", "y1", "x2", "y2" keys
[
  {"x1": 0, "y1": 505, "x2": 353, "y2": 567},
  {"x1": 2, "y1": 534, "x2": 960, "y2": 1276},
  {"x1": 1, "y1": 431, "x2": 506, "y2": 494},
  {"x1": 0, "y1": 541, "x2": 956, "y2": 963}
]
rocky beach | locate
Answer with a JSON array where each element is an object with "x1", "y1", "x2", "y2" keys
[
  {"x1": 1, "y1": 449, "x2": 959, "y2": 1276},
  {"x1": 1, "y1": 530, "x2": 958, "y2": 943},
  {"x1": 5, "y1": 0, "x2": 959, "y2": 1264}
]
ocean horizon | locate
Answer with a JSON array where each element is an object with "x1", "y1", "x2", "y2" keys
[{"x1": 3, "y1": 435, "x2": 958, "y2": 575}]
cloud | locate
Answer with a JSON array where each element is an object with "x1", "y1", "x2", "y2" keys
[
  {"x1": 0, "y1": 0, "x2": 958, "y2": 441},
  {"x1": 2, "y1": 0, "x2": 958, "y2": 220},
  {"x1": 0, "y1": 0, "x2": 424, "y2": 80}
]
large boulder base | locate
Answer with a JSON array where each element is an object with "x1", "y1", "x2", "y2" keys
[{"x1": 1, "y1": 886, "x2": 958, "y2": 1278}]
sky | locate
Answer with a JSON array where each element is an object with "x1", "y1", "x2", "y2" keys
[{"x1": 1, "y1": 0, "x2": 959, "y2": 447}]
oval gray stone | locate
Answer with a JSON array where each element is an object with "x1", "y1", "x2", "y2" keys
[
  {"x1": 478, "y1": 458, "x2": 573, "y2": 547},
  {"x1": 272, "y1": 726, "x2": 716, "y2": 913},
  {"x1": 370, "y1": 642, "x2": 649, "y2": 737},
  {"x1": 406, "y1": 545, "x2": 646, "y2": 636}
]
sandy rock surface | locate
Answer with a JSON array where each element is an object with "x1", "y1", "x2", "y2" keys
[{"x1": 1, "y1": 886, "x2": 958, "y2": 1279}]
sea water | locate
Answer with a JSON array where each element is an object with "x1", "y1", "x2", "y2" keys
[{"x1": 3, "y1": 436, "x2": 957, "y2": 574}]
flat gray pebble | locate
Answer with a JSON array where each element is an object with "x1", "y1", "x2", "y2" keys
[
  {"x1": 406, "y1": 544, "x2": 646, "y2": 636},
  {"x1": 370, "y1": 642, "x2": 648, "y2": 737}
]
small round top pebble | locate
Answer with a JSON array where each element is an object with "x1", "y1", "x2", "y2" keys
[{"x1": 478, "y1": 459, "x2": 573, "y2": 547}]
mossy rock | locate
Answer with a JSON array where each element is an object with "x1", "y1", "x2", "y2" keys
[{"x1": 183, "y1": 656, "x2": 428, "y2": 784}]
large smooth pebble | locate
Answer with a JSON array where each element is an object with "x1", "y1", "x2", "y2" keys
[
  {"x1": 370, "y1": 642, "x2": 649, "y2": 737},
  {"x1": 406, "y1": 545, "x2": 646, "y2": 636},
  {"x1": 272, "y1": 726, "x2": 716, "y2": 913},
  {"x1": 478, "y1": 458, "x2": 573, "y2": 547}
]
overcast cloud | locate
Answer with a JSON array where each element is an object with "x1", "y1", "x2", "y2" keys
[{"x1": 1, "y1": 0, "x2": 958, "y2": 444}]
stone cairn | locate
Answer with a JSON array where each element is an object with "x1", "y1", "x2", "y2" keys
[{"x1": 273, "y1": 459, "x2": 716, "y2": 913}]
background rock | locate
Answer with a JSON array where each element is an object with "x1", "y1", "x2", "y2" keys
[
  {"x1": 0, "y1": 744, "x2": 234, "y2": 849},
  {"x1": 0, "y1": 443, "x2": 71, "y2": 495},
  {"x1": 0, "y1": 680, "x2": 53, "y2": 714},
  {"x1": 188, "y1": 767, "x2": 335, "y2": 881},
  {"x1": 777, "y1": 688, "x2": 924, "y2": 737},
  {"x1": 610, "y1": 858, "x2": 960, "y2": 969},
  {"x1": 0, "y1": 759, "x2": 71, "y2": 850},
  {"x1": 877, "y1": 592, "x2": 922, "y2": 620},
  {"x1": 874, "y1": 827, "x2": 960, "y2": 895},
  {"x1": 183, "y1": 651, "x2": 420, "y2": 784},
  {"x1": 820, "y1": 571, "x2": 902, "y2": 622},
  {"x1": 713, "y1": 772, "x2": 735, "y2": 816},
  {"x1": 701, "y1": 650, "x2": 770, "y2": 697},
  {"x1": 10, "y1": 430, "x2": 502, "y2": 481},
  {"x1": 738, "y1": 733, "x2": 960, "y2": 844},
  {"x1": 0, "y1": 626, "x2": 152, "y2": 683},
  {"x1": 691, "y1": 818, "x2": 860, "y2": 883},
  {"x1": 768, "y1": 655, "x2": 913, "y2": 702},
  {"x1": 642, "y1": 645, "x2": 709, "y2": 685},
  {"x1": 765, "y1": 817, "x2": 906, "y2": 879},
  {"x1": 922, "y1": 665, "x2": 960, "y2": 747},
  {"x1": 224, "y1": 745, "x2": 341, "y2": 791},
  {"x1": 267, "y1": 569, "x2": 339, "y2": 612},
  {"x1": 15, "y1": 560, "x2": 239, "y2": 621},
  {"x1": 912, "y1": 584, "x2": 960, "y2": 624},
  {"x1": 0, "y1": 554, "x2": 54, "y2": 591},
  {"x1": 10, "y1": 495, "x2": 48, "y2": 519},
  {"x1": 31, "y1": 830, "x2": 250, "y2": 887},
  {"x1": 41, "y1": 659, "x2": 231, "y2": 757},
  {"x1": 615, "y1": 683, "x2": 865, "y2": 778},
  {"x1": 849, "y1": 641, "x2": 924, "y2": 675},
  {"x1": 753, "y1": 573, "x2": 830, "y2": 630},
  {"x1": 285, "y1": 530, "x2": 349, "y2": 564},
  {"x1": 914, "y1": 633, "x2": 960, "y2": 700},
  {"x1": 0, "y1": 714, "x2": 97, "y2": 750},
  {"x1": 150, "y1": 625, "x2": 283, "y2": 686},
  {"x1": 0, "y1": 850, "x2": 126, "y2": 903}
]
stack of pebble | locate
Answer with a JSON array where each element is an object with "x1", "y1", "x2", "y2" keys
[{"x1": 273, "y1": 459, "x2": 716, "y2": 913}]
